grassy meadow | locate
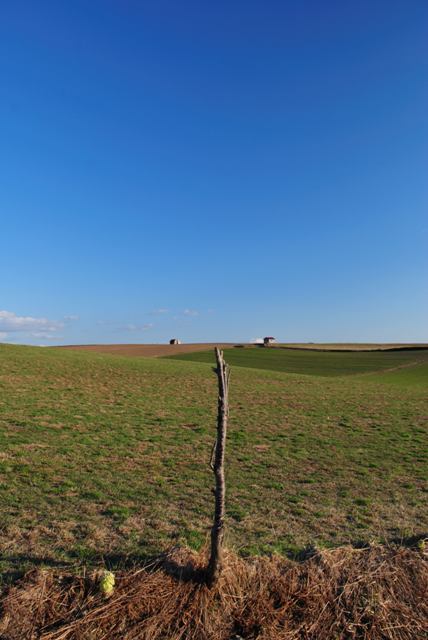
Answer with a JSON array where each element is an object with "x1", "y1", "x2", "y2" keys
[
  {"x1": 0, "y1": 343, "x2": 427, "y2": 582},
  {"x1": 166, "y1": 345, "x2": 428, "y2": 379}
]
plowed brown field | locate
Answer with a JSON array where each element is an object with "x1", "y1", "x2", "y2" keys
[{"x1": 57, "y1": 343, "x2": 235, "y2": 357}]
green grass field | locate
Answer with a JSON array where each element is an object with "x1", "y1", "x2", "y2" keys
[
  {"x1": 0, "y1": 344, "x2": 427, "y2": 581},
  {"x1": 166, "y1": 345, "x2": 428, "y2": 381}
]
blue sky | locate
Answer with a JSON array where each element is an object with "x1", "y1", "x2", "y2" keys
[{"x1": 1, "y1": 1, "x2": 427, "y2": 345}]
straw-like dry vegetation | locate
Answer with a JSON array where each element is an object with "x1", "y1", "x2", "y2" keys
[{"x1": 1, "y1": 544, "x2": 427, "y2": 639}]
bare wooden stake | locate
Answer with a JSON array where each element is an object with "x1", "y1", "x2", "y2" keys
[{"x1": 206, "y1": 347, "x2": 230, "y2": 587}]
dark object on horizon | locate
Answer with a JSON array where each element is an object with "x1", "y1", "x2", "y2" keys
[
  {"x1": 169, "y1": 339, "x2": 181, "y2": 345},
  {"x1": 263, "y1": 336, "x2": 276, "y2": 346}
]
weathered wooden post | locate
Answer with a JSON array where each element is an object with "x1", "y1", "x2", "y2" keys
[{"x1": 206, "y1": 347, "x2": 230, "y2": 587}]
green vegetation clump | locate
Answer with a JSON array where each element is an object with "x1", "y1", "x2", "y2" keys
[{"x1": 0, "y1": 343, "x2": 427, "y2": 578}]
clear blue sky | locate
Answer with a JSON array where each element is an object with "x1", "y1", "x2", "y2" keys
[{"x1": 1, "y1": 1, "x2": 427, "y2": 345}]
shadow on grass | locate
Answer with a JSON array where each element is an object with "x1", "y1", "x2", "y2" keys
[
  {"x1": 0, "y1": 547, "x2": 210, "y2": 589},
  {"x1": 1, "y1": 532, "x2": 426, "y2": 589}
]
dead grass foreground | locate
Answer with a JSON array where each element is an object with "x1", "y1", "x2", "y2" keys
[{"x1": 0, "y1": 544, "x2": 427, "y2": 640}]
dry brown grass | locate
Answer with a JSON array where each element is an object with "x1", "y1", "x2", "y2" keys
[{"x1": 1, "y1": 544, "x2": 426, "y2": 639}]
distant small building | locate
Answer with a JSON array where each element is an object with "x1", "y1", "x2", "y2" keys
[
  {"x1": 169, "y1": 338, "x2": 181, "y2": 345},
  {"x1": 263, "y1": 336, "x2": 276, "y2": 346}
]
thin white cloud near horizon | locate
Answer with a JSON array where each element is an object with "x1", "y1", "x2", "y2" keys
[
  {"x1": 0, "y1": 309, "x2": 63, "y2": 332},
  {"x1": 0, "y1": 309, "x2": 78, "y2": 342}
]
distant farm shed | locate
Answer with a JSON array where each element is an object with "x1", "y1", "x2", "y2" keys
[
  {"x1": 169, "y1": 339, "x2": 181, "y2": 345},
  {"x1": 263, "y1": 336, "x2": 276, "y2": 346}
]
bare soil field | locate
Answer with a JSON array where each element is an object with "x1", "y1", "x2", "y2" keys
[{"x1": 58, "y1": 343, "x2": 234, "y2": 357}]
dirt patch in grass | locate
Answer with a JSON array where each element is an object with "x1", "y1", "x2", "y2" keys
[{"x1": 0, "y1": 544, "x2": 426, "y2": 639}]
